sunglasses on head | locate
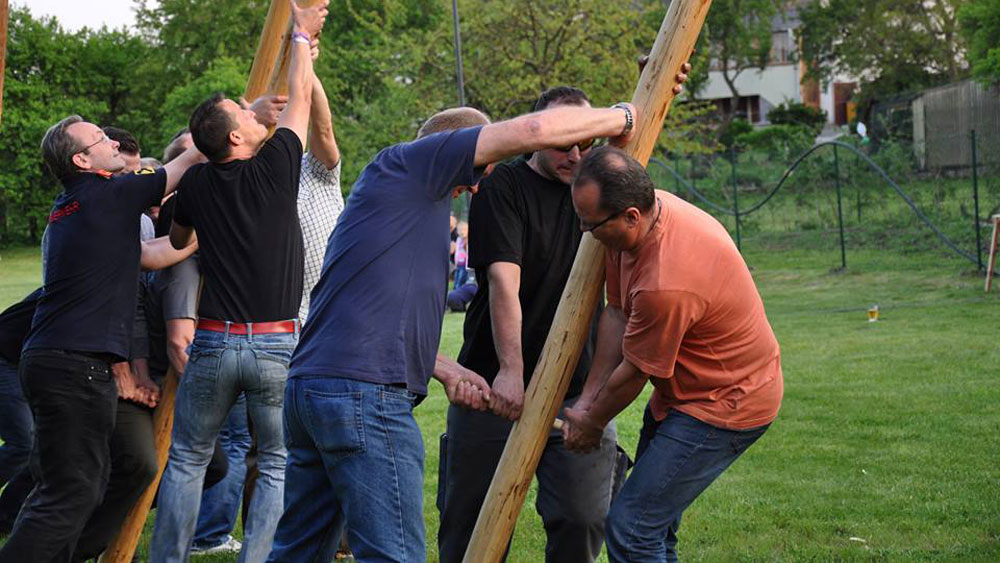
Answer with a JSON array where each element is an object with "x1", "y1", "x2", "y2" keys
[{"x1": 553, "y1": 138, "x2": 597, "y2": 153}]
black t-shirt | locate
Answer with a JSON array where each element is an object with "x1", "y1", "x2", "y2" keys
[
  {"x1": 24, "y1": 169, "x2": 167, "y2": 359},
  {"x1": 173, "y1": 128, "x2": 304, "y2": 322},
  {"x1": 0, "y1": 288, "x2": 43, "y2": 363},
  {"x1": 457, "y1": 159, "x2": 601, "y2": 398}
]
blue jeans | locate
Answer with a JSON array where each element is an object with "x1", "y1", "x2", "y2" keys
[
  {"x1": 606, "y1": 407, "x2": 769, "y2": 563},
  {"x1": 193, "y1": 393, "x2": 252, "y2": 549},
  {"x1": 0, "y1": 357, "x2": 33, "y2": 485},
  {"x1": 151, "y1": 328, "x2": 296, "y2": 563},
  {"x1": 453, "y1": 265, "x2": 469, "y2": 290},
  {"x1": 268, "y1": 376, "x2": 425, "y2": 563}
]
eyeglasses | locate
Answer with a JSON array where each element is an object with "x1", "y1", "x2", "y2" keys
[
  {"x1": 553, "y1": 138, "x2": 597, "y2": 153},
  {"x1": 76, "y1": 133, "x2": 112, "y2": 154},
  {"x1": 581, "y1": 208, "x2": 627, "y2": 233}
]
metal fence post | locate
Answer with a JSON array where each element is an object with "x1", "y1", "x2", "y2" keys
[
  {"x1": 674, "y1": 154, "x2": 681, "y2": 195},
  {"x1": 834, "y1": 144, "x2": 846, "y2": 269},
  {"x1": 731, "y1": 145, "x2": 741, "y2": 251},
  {"x1": 971, "y1": 129, "x2": 983, "y2": 271}
]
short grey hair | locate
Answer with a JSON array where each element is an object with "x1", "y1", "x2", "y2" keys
[{"x1": 41, "y1": 115, "x2": 85, "y2": 179}]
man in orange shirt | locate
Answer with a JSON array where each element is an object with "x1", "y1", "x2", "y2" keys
[{"x1": 563, "y1": 146, "x2": 783, "y2": 561}]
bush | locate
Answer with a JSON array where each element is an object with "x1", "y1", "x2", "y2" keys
[
  {"x1": 719, "y1": 118, "x2": 754, "y2": 149},
  {"x1": 767, "y1": 102, "x2": 826, "y2": 134},
  {"x1": 736, "y1": 124, "x2": 816, "y2": 161}
]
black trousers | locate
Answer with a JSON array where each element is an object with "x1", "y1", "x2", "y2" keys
[
  {"x1": 73, "y1": 400, "x2": 158, "y2": 561},
  {"x1": 0, "y1": 349, "x2": 118, "y2": 563},
  {"x1": 437, "y1": 398, "x2": 620, "y2": 563}
]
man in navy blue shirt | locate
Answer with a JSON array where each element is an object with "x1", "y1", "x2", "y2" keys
[
  {"x1": 268, "y1": 100, "x2": 639, "y2": 562},
  {"x1": 0, "y1": 115, "x2": 202, "y2": 561}
]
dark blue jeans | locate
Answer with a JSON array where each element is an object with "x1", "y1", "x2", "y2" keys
[
  {"x1": 0, "y1": 357, "x2": 32, "y2": 485},
  {"x1": 605, "y1": 407, "x2": 769, "y2": 563},
  {"x1": 193, "y1": 393, "x2": 251, "y2": 549},
  {"x1": 268, "y1": 376, "x2": 425, "y2": 563}
]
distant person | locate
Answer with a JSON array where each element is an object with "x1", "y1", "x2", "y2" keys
[{"x1": 562, "y1": 147, "x2": 783, "y2": 561}]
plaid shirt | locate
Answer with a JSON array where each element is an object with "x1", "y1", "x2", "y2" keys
[{"x1": 297, "y1": 152, "x2": 344, "y2": 325}]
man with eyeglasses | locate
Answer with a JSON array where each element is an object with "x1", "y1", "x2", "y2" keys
[
  {"x1": 1, "y1": 116, "x2": 203, "y2": 561},
  {"x1": 563, "y1": 146, "x2": 782, "y2": 561},
  {"x1": 436, "y1": 86, "x2": 621, "y2": 563}
]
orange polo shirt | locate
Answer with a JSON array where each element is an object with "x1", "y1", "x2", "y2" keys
[{"x1": 606, "y1": 191, "x2": 782, "y2": 430}]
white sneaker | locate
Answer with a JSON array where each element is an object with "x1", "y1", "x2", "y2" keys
[{"x1": 190, "y1": 535, "x2": 242, "y2": 556}]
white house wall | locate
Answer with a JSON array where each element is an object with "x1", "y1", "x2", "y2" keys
[{"x1": 699, "y1": 65, "x2": 801, "y2": 114}]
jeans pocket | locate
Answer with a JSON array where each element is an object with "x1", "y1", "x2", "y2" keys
[
  {"x1": 303, "y1": 389, "x2": 366, "y2": 458},
  {"x1": 251, "y1": 343, "x2": 294, "y2": 370},
  {"x1": 186, "y1": 346, "x2": 224, "y2": 406}
]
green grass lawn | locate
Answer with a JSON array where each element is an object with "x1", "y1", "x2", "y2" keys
[{"x1": 1, "y1": 242, "x2": 998, "y2": 561}]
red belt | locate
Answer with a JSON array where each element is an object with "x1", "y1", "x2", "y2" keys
[{"x1": 197, "y1": 318, "x2": 297, "y2": 335}]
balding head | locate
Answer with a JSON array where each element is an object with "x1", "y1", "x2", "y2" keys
[
  {"x1": 417, "y1": 107, "x2": 490, "y2": 139},
  {"x1": 573, "y1": 146, "x2": 655, "y2": 215}
]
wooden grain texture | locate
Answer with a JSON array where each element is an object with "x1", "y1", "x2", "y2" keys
[
  {"x1": 462, "y1": 2, "x2": 714, "y2": 561},
  {"x1": 244, "y1": 0, "x2": 294, "y2": 102}
]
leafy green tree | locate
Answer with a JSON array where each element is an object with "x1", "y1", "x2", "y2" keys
[
  {"x1": 799, "y1": 0, "x2": 969, "y2": 108},
  {"x1": 959, "y1": 0, "x2": 1000, "y2": 83},
  {"x1": 0, "y1": 8, "x2": 149, "y2": 243}
]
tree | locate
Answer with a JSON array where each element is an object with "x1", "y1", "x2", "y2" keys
[
  {"x1": 0, "y1": 8, "x2": 148, "y2": 244},
  {"x1": 959, "y1": 0, "x2": 1000, "y2": 84},
  {"x1": 691, "y1": 0, "x2": 785, "y2": 115},
  {"x1": 799, "y1": 0, "x2": 969, "y2": 109}
]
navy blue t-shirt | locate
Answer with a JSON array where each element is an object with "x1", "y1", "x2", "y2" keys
[
  {"x1": 24, "y1": 169, "x2": 166, "y2": 359},
  {"x1": 290, "y1": 126, "x2": 484, "y2": 395}
]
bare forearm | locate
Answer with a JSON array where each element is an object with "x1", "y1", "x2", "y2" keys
[
  {"x1": 488, "y1": 263, "x2": 523, "y2": 371},
  {"x1": 142, "y1": 235, "x2": 198, "y2": 270},
  {"x1": 586, "y1": 360, "x2": 648, "y2": 427},
  {"x1": 475, "y1": 106, "x2": 630, "y2": 167},
  {"x1": 309, "y1": 73, "x2": 339, "y2": 168},
  {"x1": 578, "y1": 305, "x2": 627, "y2": 406},
  {"x1": 166, "y1": 318, "x2": 195, "y2": 375}
]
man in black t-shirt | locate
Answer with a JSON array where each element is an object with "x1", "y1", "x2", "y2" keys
[
  {"x1": 148, "y1": 3, "x2": 328, "y2": 561},
  {"x1": 0, "y1": 112, "x2": 203, "y2": 561},
  {"x1": 438, "y1": 87, "x2": 619, "y2": 563}
]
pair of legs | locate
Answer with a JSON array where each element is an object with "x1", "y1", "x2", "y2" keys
[
  {"x1": 0, "y1": 353, "x2": 157, "y2": 560},
  {"x1": 268, "y1": 376, "x2": 425, "y2": 562},
  {"x1": 437, "y1": 397, "x2": 619, "y2": 563},
  {"x1": 605, "y1": 407, "x2": 769, "y2": 562},
  {"x1": 0, "y1": 349, "x2": 118, "y2": 562},
  {"x1": 150, "y1": 329, "x2": 295, "y2": 563}
]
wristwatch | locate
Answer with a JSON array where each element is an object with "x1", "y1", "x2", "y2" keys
[{"x1": 612, "y1": 102, "x2": 634, "y2": 136}]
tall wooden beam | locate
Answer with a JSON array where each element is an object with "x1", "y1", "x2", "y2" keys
[
  {"x1": 0, "y1": 0, "x2": 9, "y2": 128},
  {"x1": 462, "y1": 1, "x2": 713, "y2": 561}
]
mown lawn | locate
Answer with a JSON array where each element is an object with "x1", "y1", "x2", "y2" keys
[{"x1": 1, "y1": 241, "x2": 998, "y2": 561}]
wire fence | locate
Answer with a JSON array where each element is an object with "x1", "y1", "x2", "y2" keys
[{"x1": 649, "y1": 130, "x2": 1000, "y2": 271}]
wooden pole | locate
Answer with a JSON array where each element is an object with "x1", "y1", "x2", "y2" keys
[
  {"x1": 244, "y1": 0, "x2": 294, "y2": 102},
  {"x1": 98, "y1": 370, "x2": 179, "y2": 563},
  {"x1": 0, "y1": 0, "x2": 9, "y2": 128},
  {"x1": 462, "y1": 1, "x2": 713, "y2": 561},
  {"x1": 263, "y1": 0, "x2": 322, "y2": 97}
]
